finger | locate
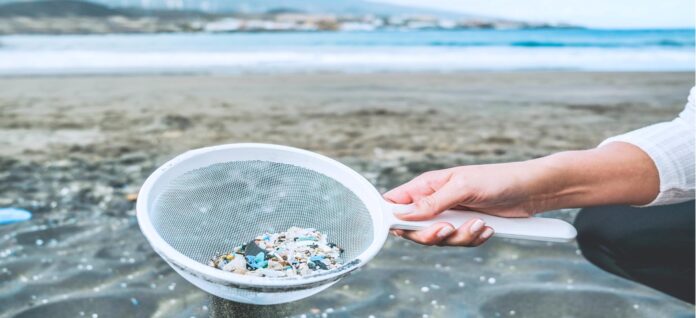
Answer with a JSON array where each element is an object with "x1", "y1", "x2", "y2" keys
[
  {"x1": 399, "y1": 223, "x2": 455, "y2": 246},
  {"x1": 384, "y1": 171, "x2": 450, "y2": 204},
  {"x1": 390, "y1": 230, "x2": 405, "y2": 237},
  {"x1": 470, "y1": 226, "x2": 495, "y2": 246},
  {"x1": 396, "y1": 180, "x2": 466, "y2": 221},
  {"x1": 383, "y1": 184, "x2": 416, "y2": 204},
  {"x1": 442, "y1": 218, "x2": 486, "y2": 246}
]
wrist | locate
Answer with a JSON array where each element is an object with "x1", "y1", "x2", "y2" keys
[{"x1": 520, "y1": 151, "x2": 591, "y2": 213}]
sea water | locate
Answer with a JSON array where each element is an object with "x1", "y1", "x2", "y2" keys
[{"x1": 0, "y1": 28, "x2": 693, "y2": 74}]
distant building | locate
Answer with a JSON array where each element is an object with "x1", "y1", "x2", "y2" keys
[{"x1": 204, "y1": 18, "x2": 241, "y2": 32}]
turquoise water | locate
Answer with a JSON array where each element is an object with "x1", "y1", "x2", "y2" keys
[{"x1": 0, "y1": 29, "x2": 694, "y2": 73}]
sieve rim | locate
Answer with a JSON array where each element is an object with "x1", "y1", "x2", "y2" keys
[{"x1": 136, "y1": 143, "x2": 389, "y2": 289}]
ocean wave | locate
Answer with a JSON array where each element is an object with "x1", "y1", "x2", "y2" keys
[
  {"x1": 0, "y1": 47, "x2": 692, "y2": 74},
  {"x1": 425, "y1": 40, "x2": 694, "y2": 48}
]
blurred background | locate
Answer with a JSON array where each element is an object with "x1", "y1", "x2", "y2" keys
[{"x1": 0, "y1": 0, "x2": 694, "y2": 317}]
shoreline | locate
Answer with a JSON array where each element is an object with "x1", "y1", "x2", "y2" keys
[{"x1": 0, "y1": 70, "x2": 692, "y2": 78}]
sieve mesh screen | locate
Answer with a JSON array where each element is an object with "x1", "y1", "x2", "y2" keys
[{"x1": 151, "y1": 160, "x2": 374, "y2": 270}]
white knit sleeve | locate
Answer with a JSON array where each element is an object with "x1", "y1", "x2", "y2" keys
[{"x1": 599, "y1": 87, "x2": 695, "y2": 206}]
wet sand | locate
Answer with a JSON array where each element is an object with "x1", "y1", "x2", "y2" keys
[{"x1": 0, "y1": 72, "x2": 693, "y2": 317}]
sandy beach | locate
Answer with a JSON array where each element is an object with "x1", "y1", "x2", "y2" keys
[{"x1": 0, "y1": 72, "x2": 693, "y2": 317}]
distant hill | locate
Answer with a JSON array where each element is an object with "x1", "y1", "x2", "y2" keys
[
  {"x1": 0, "y1": 0, "x2": 484, "y2": 19},
  {"x1": 112, "y1": 0, "x2": 483, "y2": 18},
  {"x1": 0, "y1": 0, "x2": 576, "y2": 34},
  {"x1": 0, "y1": 0, "x2": 124, "y2": 17}
]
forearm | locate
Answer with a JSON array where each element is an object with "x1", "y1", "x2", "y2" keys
[{"x1": 525, "y1": 142, "x2": 659, "y2": 212}]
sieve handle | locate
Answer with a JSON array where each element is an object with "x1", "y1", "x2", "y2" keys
[{"x1": 385, "y1": 203, "x2": 577, "y2": 243}]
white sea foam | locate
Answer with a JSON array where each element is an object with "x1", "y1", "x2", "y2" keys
[
  {"x1": 0, "y1": 47, "x2": 692, "y2": 75},
  {"x1": 0, "y1": 31, "x2": 692, "y2": 75}
]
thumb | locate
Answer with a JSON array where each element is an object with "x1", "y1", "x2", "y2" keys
[{"x1": 394, "y1": 180, "x2": 464, "y2": 221}]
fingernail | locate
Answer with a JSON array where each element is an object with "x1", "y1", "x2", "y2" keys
[
  {"x1": 394, "y1": 205, "x2": 415, "y2": 216},
  {"x1": 437, "y1": 226, "x2": 454, "y2": 238},
  {"x1": 470, "y1": 219, "x2": 485, "y2": 234},
  {"x1": 481, "y1": 228, "x2": 494, "y2": 239}
]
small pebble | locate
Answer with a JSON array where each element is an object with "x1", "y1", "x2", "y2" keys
[
  {"x1": 488, "y1": 277, "x2": 496, "y2": 284},
  {"x1": 458, "y1": 281, "x2": 465, "y2": 287},
  {"x1": 420, "y1": 286, "x2": 429, "y2": 293}
]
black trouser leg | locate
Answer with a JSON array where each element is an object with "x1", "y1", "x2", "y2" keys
[{"x1": 574, "y1": 201, "x2": 695, "y2": 304}]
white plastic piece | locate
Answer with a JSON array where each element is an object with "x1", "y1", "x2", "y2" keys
[{"x1": 385, "y1": 203, "x2": 577, "y2": 243}]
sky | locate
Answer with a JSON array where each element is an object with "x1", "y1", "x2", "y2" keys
[{"x1": 374, "y1": 0, "x2": 694, "y2": 29}]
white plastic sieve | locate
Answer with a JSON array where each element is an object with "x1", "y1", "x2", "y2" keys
[{"x1": 137, "y1": 143, "x2": 576, "y2": 305}]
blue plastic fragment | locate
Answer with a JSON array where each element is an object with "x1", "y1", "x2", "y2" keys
[
  {"x1": 309, "y1": 255, "x2": 324, "y2": 262},
  {"x1": 248, "y1": 260, "x2": 268, "y2": 269},
  {"x1": 0, "y1": 208, "x2": 32, "y2": 225},
  {"x1": 246, "y1": 252, "x2": 269, "y2": 269}
]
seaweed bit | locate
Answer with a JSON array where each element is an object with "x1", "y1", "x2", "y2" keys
[{"x1": 208, "y1": 227, "x2": 343, "y2": 277}]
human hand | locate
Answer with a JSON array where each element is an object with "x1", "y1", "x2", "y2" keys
[
  {"x1": 384, "y1": 161, "x2": 545, "y2": 247},
  {"x1": 383, "y1": 143, "x2": 660, "y2": 247}
]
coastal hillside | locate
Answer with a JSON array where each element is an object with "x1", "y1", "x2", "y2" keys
[
  {"x1": 0, "y1": 0, "x2": 575, "y2": 34},
  {"x1": 0, "y1": 0, "x2": 124, "y2": 17},
  {"x1": 0, "y1": 0, "x2": 477, "y2": 18}
]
